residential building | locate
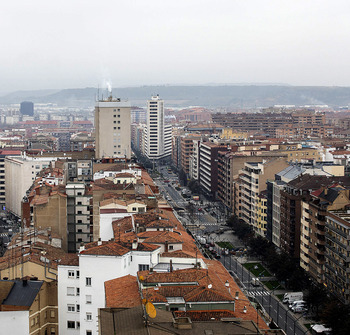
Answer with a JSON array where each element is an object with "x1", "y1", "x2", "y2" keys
[
  {"x1": 0, "y1": 279, "x2": 58, "y2": 335},
  {"x1": 144, "y1": 95, "x2": 172, "y2": 162},
  {"x1": 199, "y1": 142, "x2": 229, "y2": 199},
  {"x1": 95, "y1": 96, "x2": 131, "y2": 159},
  {"x1": 66, "y1": 182, "x2": 92, "y2": 252},
  {"x1": 5, "y1": 154, "x2": 57, "y2": 217},
  {"x1": 300, "y1": 186, "x2": 350, "y2": 283},
  {"x1": 240, "y1": 158, "x2": 289, "y2": 236},
  {"x1": 280, "y1": 176, "x2": 350, "y2": 259},
  {"x1": 20, "y1": 101, "x2": 34, "y2": 116},
  {"x1": 0, "y1": 149, "x2": 21, "y2": 209},
  {"x1": 325, "y1": 210, "x2": 350, "y2": 304}
]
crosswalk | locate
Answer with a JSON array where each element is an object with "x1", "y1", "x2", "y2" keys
[
  {"x1": 247, "y1": 290, "x2": 270, "y2": 297},
  {"x1": 0, "y1": 232, "x2": 9, "y2": 237}
]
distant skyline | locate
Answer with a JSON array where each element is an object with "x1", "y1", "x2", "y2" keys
[{"x1": 2, "y1": 0, "x2": 350, "y2": 92}]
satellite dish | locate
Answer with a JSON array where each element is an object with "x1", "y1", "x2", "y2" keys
[
  {"x1": 208, "y1": 284, "x2": 212, "y2": 289},
  {"x1": 145, "y1": 301, "x2": 157, "y2": 319}
]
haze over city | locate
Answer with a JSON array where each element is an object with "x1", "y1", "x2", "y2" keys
[{"x1": 2, "y1": 0, "x2": 350, "y2": 92}]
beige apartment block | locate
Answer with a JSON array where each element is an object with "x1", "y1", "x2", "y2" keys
[{"x1": 95, "y1": 97, "x2": 131, "y2": 159}]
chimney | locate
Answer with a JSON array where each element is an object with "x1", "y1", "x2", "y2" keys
[
  {"x1": 79, "y1": 242, "x2": 85, "y2": 252},
  {"x1": 165, "y1": 241, "x2": 168, "y2": 253},
  {"x1": 170, "y1": 259, "x2": 173, "y2": 272},
  {"x1": 98, "y1": 238, "x2": 102, "y2": 246},
  {"x1": 324, "y1": 188, "x2": 328, "y2": 195},
  {"x1": 132, "y1": 239, "x2": 138, "y2": 250}
]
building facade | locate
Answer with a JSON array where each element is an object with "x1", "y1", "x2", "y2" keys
[
  {"x1": 95, "y1": 97, "x2": 131, "y2": 159},
  {"x1": 144, "y1": 95, "x2": 171, "y2": 162}
]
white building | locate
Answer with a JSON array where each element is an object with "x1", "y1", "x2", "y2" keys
[
  {"x1": 144, "y1": 95, "x2": 172, "y2": 161},
  {"x1": 95, "y1": 96, "x2": 131, "y2": 159},
  {"x1": 5, "y1": 154, "x2": 60, "y2": 216},
  {"x1": 58, "y1": 241, "x2": 160, "y2": 335}
]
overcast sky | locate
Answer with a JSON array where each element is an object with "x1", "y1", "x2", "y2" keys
[{"x1": 1, "y1": 0, "x2": 350, "y2": 92}]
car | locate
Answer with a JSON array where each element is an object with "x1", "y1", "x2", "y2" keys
[
  {"x1": 198, "y1": 208, "x2": 202, "y2": 211},
  {"x1": 291, "y1": 305, "x2": 308, "y2": 313}
]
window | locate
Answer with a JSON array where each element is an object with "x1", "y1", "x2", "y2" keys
[
  {"x1": 67, "y1": 287, "x2": 75, "y2": 296},
  {"x1": 68, "y1": 270, "x2": 75, "y2": 278},
  {"x1": 76, "y1": 287, "x2": 80, "y2": 296},
  {"x1": 50, "y1": 310, "x2": 55, "y2": 318},
  {"x1": 86, "y1": 312, "x2": 92, "y2": 321},
  {"x1": 77, "y1": 210, "x2": 82, "y2": 214},
  {"x1": 86, "y1": 277, "x2": 92, "y2": 286},
  {"x1": 76, "y1": 304, "x2": 80, "y2": 312},
  {"x1": 169, "y1": 245, "x2": 174, "y2": 250},
  {"x1": 86, "y1": 331, "x2": 92, "y2": 335},
  {"x1": 67, "y1": 321, "x2": 75, "y2": 329},
  {"x1": 76, "y1": 322, "x2": 80, "y2": 329},
  {"x1": 139, "y1": 264, "x2": 150, "y2": 271},
  {"x1": 50, "y1": 327, "x2": 56, "y2": 335},
  {"x1": 67, "y1": 304, "x2": 75, "y2": 312},
  {"x1": 86, "y1": 295, "x2": 92, "y2": 304}
]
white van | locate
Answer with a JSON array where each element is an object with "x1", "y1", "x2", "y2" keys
[{"x1": 283, "y1": 292, "x2": 303, "y2": 304}]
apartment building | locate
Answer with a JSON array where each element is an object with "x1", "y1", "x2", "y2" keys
[
  {"x1": 240, "y1": 158, "x2": 289, "y2": 236},
  {"x1": 58, "y1": 239, "x2": 161, "y2": 335},
  {"x1": 180, "y1": 134, "x2": 202, "y2": 175},
  {"x1": 0, "y1": 279, "x2": 58, "y2": 335},
  {"x1": 325, "y1": 210, "x2": 350, "y2": 304},
  {"x1": 300, "y1": 186, "x2": 350, "y2": 283},
  {"x1": 95, "y1": 96, "x2": 131, "y2": 159},
  {"x1": 66, "y1": 182, "x2": 92, "y2": 253},
  {"x1": 199, "y1": 142, "x2": 229, "y2": 199},
  {"x1": 144, "y1": 95, "x2": 172, "y2": 162},
  {"x1": 0, "y1": 149, "x2": 21, "y2": 209},
  {"x1": 5, "y1": 154, "x2": 57, "y2": 217},
  {"x1": 280, "y1": 176, "x2": 350, "y2": 259},
  {"x1": 212, "y1": 112, "x2": 292, "y2": 136}
]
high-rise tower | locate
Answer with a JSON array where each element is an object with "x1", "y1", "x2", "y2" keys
[
  {"x1": 20, "y1": 101, "x2": 34, "y2": 116},
  {"x1": 144, "y1": 95, "x2": 171, "y2": 162},
  {"x1": 95, "y1": 95, "x2": 131, "y2": 159}
]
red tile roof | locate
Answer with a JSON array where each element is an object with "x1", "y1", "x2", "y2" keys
[
  {"x1": 105, "y1": 275, "x2": 141, "y2": 308},
  {"x1": 80, "y1": 241, "x2": 130, "y2": 256}
]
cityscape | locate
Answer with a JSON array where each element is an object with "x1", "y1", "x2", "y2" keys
[
  {"x1": 0, "y1": 91, "x2": 349, "y2": 335},
  {"x1": 1, "y1": 1, "x2": 350, "y2": 334}
]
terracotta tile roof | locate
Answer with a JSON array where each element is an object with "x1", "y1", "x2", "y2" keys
[
  {"x1": 59, "y1": 253, "x2": 79, "y2": 266},
  {"x1": 204, "y1": 259, "x2": 269, "y2": 329},
  {"x1": 0, "y1": 241, "x2": 67, "y2": 271},
  {"x1": 145, "y1": 220, "x2": 174, "y2": 229},
  {"x1": 105, "y1": 275, "x2": 141, "y2": 308},
  {"x1": 138, "y1": 268, "x2": 208, "y2": 284},
  {"x1": 80, "y1": 241, "x2": 130, "y2": 256},
  {"x1": 174, "y1": 309, "x2": 237, "y2": 321},
  {"x1": 139, "y1": 231, "x2": 183, "y2": 245},
  {"x1": 30, "y1": 194, "x2": 49, "y2": 206},
  {"x1": 160, "y1": 250, "x2": 195, "y2": 258}
]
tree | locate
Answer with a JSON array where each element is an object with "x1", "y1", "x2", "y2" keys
[
  {"x1": 188, "y1": 180, "x2": 200, "y2": 194},
  {"x1": 320, "y1": 298, "x2": 350, "y2": 335}
]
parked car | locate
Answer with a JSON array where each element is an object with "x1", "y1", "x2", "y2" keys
[
  {"x1": 291, "y1": 305, "x2": 308, "y2": 313},
  {"x1": 289, "y1": 300, "x2": 306, "y2": 310}
]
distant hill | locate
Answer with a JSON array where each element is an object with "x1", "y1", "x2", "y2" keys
[{"x1": 1, "y1": 85, "x2": 350, "y2": 108}]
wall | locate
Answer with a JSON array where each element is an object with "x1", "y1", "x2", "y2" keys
[{"x1": 0, "y1": 310, "x2": 29, "y2": 334}]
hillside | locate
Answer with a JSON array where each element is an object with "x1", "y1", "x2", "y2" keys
[{"x1": 1, "y1": 85, "x2": 350, "y2": 108}]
